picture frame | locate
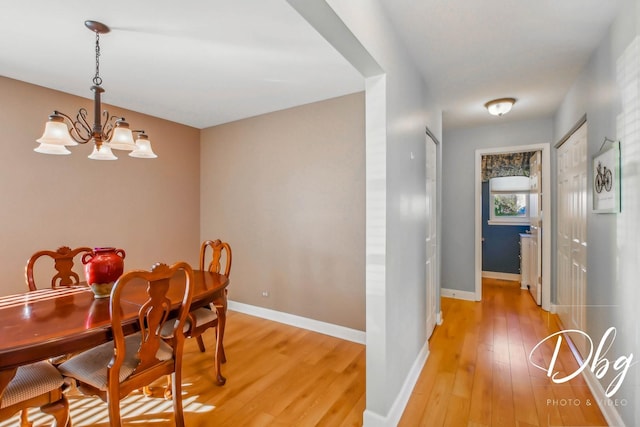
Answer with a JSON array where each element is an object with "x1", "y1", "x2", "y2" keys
[{"x1": 592, "y1": 140, "x2": 621, "y2": 213}]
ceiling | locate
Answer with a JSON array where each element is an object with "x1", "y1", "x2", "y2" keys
[{"x1": 0, "y1": 1, "x2": 622, "y2": 130}]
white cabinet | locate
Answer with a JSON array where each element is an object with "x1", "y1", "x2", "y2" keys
[{"x1": 519, "y1": 233, "x2": 531, "y2": 290}]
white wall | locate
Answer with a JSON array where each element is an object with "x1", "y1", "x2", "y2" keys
[
  {"x1": 441, "y1": 118, "x2": 553, "y2": 293},
  {"x1": 288, "y1": 0, "x2": 442, "y2": 423},
  {"x1": 553, "y1": 0, "x2": 639, "y2": 423}
]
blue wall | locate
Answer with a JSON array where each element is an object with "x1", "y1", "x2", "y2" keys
[{"x1": 481, "y1": 182, "x2": 529, "y2": 274}]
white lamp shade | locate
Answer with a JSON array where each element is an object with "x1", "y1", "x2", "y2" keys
[
  {"x1": 37, "y1": 120, "x2": 77, "y2": 146},
  {"x1": 34, "y1": 142, "x2": 72, "y2": 155},
  {"x1": 129, "y1": 137, "x2": 157, "y2": 158},
  {"x1": 109, "y1": 126, "x2": 136, "y2": 150},
  {"x1": 88, "y1": 144, "x2": 118, "y2": 160}
]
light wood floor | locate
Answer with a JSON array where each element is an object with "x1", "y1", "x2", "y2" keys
[
  {"x1": 3, "y1": 311, "x2": 365, "y2": 426},
  {"x1": 4, "y1": 280, "x2": 609, "y2": 426},
  {"x1": 399, "y1": 278, "x2": 608, "y2": 427}
]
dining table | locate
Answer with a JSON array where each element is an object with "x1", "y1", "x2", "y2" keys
[{"x1": 0, "y1": 269, "x2": 229, "y2": 404}]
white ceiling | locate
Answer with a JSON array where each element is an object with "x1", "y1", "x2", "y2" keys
[{"x1": 0, "y1": 1, "x2": 622, "y2": 130}]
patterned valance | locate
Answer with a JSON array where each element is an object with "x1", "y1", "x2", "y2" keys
[{"x1": 481, "y1": 152, "x2": 535, "y2": 182}]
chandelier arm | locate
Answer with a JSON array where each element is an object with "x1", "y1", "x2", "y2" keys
[{"x1": 73, "y1": 108, "x2": 94, "y2": 143}]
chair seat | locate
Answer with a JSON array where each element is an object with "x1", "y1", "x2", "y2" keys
[
  {"x1": 191, "y1": 306, "x2": 218, "y2": 326},
  {"x1": 160, "y1": 306, "x2": 218, "y2": 338},
  {"x1": 58, "y1": 333, "x2": 173, "y2": 391},
  {"x1": 0, "y1": 361, "x2": 65, "y2": 408}
]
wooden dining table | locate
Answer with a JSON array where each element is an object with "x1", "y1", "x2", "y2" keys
[{"x1": 0, "y1": 269, "x2": 229, "y2": 404}]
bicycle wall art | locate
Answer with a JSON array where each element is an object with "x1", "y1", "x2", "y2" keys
[{"x1": 592, "y1": 139, "x2": 621, "y2": 213}]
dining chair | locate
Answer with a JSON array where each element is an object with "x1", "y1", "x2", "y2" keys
[
  {"x1": 0, "y1": 361, "x2": 71, "y2": 427},
  {"x1": 25, "y1": 246, "x2": 92, "y2": 291},
  {"x1": 58, "y1": 262, "x2": 194, "y2": 427},
  {"x1": 21, "y1": 245, "x2": 91, "y2": 425},
  {"x1": 148, "y1": 239, "x2": 232, "y2": 399},
  {"x1": 189, "y1": 239, "x2": 232, "y2": 356}
]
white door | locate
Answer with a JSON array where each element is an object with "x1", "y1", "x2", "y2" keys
[
  {"x1": 529, "y1": 151, "x2": 542, "y2": 305},
  {"x1": 556, "y1": 122, "x2": 588, "y2": 355},
  {"x1": 425, "y1": 135, "x2": 438, "y2": 338}
]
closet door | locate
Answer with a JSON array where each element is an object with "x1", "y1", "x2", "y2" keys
[{"x1": 556, "y1": 122, "x2": 588, "y2": 355}]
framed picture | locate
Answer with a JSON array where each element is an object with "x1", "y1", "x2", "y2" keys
[{"x1": 592, "y1": 140, "x2": 621, "y2": 213}]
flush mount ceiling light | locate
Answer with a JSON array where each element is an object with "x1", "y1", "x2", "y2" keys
[
  {"x1": 484, "y1": 98, "x2": 516, "y2": 117},
  {"x1": 35, "y1": 20, "x2": 157, "y2": 160}
]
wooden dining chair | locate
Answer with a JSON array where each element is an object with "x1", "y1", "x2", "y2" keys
[
  {"x1": 0, "y1": 361, "x2": 71, "y2": 427},
  {"x1": 58, "y1": 262, "x2": 194, "y2": 427},
  {"x1": 149, "y1": 239, "x2": 232, "y2": 398},
  {"x1": 20, "y1": 245, "x2": 91, "y2": 425},
  {"x1": 189, "y1": 239, "x2": 232, "y2": 356},
  {"x1": 25, "y1": 246, "x2": 92, "y2": 291}
]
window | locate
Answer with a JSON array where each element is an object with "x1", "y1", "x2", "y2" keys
[{"x1": 489, "y1": 176, "x2": 530, "y2": 225}]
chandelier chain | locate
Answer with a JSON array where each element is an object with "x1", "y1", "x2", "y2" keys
[{"x1": 93, "y1": 32, "x2": 102, "y2": 86}]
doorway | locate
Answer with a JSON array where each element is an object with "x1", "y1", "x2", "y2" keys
[
  {"x1": 425, "y1": 131, "x2": 438, "y2": 338},
  {"x1": 474, "y1": 143, "x2": 551, "y2": 310}
]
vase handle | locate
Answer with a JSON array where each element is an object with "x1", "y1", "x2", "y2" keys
[
  {"x1": 81, "y1": 252, "x2": 94, "y2": 265},
  {"x1": 115, "y1": 249, "x2": 126, "y2": 259}
]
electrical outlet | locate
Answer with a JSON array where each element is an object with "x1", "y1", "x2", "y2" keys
[{"x1": 261, "y1": 291, "x2": 270, "y2": 297}]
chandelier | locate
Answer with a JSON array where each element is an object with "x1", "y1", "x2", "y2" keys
[{"x1": 35, "y1": 20, "x2": 157, "y2": 160}]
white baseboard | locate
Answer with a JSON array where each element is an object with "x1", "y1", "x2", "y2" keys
[
  {"x1": 555, "y1": 322, "x2": 626, "y2": 426},
  {"x1": 363, "y1": 342, "x2": 429, "y2": 427},
  {"x1": 581, "y1": 360, "x2": 627, "y2": 426},
  {"x1": 440, "y1": 288, "x2": 476, "y2": 301},
  {"x1": 227, "y1": 300, "x2": 366, "y2": 344},
  {"x1": 482, "y1": 271, "x2": 521, "y2": 282},
  {"x1": 436, "y1": 310, "x2": 443, "y2": 325}
]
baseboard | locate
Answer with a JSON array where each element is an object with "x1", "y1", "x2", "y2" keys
[
  {"x1": 555, "y1": 318, "x2": 626, "y2": 426},
  {"x1": 436, "y1": 310, "x2": 443, "y2": 325},
  {"x1": 440, "y1": 288, "x2": 476, "y2": 301},
  {"x1": 363, "y1": 341, "x2": 430, "y2": 427},
  {"x1": 227, "y1": 300, "x2": 366, "y2": 344},
  {"x1": 581, "y1": 367, "x2": 627, "y2": 426},
  {"x1": 482, "y1": 271, "x2": 521, "y2": 282}
]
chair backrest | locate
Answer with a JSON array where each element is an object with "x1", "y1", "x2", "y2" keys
[
  {"x1": 109, "y1": 262, "x2": 194, "y2": 381},
  {"x1": 25, "y1": 246, "x2": 93, "y2": 291},
  {"x1": 199, "y1": 240, "x2": 232, "y2": 277}
]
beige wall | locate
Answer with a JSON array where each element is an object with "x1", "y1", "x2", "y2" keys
[
  {"x1": 0, "y1": 76, "x2": 201, "y2": 295},
  {"x1": 200, "y1": 92, "x2": 366, "y2": 330}
]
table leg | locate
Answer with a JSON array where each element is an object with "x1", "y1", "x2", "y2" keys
[{"x1": 213, "y1": 291, "x2": 227, "y2": 385}]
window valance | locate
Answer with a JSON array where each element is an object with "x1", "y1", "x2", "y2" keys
[{"x1": 481, "y1": 152, "x2": 535, "y2": 182}]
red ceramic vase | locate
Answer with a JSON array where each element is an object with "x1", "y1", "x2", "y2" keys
[{"x1": 82, "y1": 247, "x2": 126, "y2": 286}]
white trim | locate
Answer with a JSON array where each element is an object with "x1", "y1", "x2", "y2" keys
[
  {"x1": 227, "y1": 300, "x2": 366, "y2": 345},
  {"x1": 440, "y1": 288, "x2": 477, "y2": 301},
  {"x1": 487, "y1": 219, "x2": 530, "y2": 226},
  {"x1": 475, "y1": 143, "x2": 551, "y2": 311},
  {"x1": 482, "y1": 271, "x2": 521, "y2": 282},
  {"x1": 580, "y1": 367, "x2": 627, "y2": 427},
  {"x1": 436, "y1": 310, "x2": 443, "y2": 325},
  {"x1": 363, "y1": 342, "x2": 429, "y2": 427}
]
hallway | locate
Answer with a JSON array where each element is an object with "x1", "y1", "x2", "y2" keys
[{"x1": 399, "y1": 278, "x2": 607, "y2": 426}]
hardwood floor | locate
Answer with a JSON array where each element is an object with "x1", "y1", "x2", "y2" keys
[
  {"x1": 3, "y1": 280, "x2": 609, "y2": 426},
  {"x1": 399, "y1": 278, "x2": 608, "y2": 427},
  {"x1": 3, "y1": 311, "x2": 365, "y2": 426}
]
